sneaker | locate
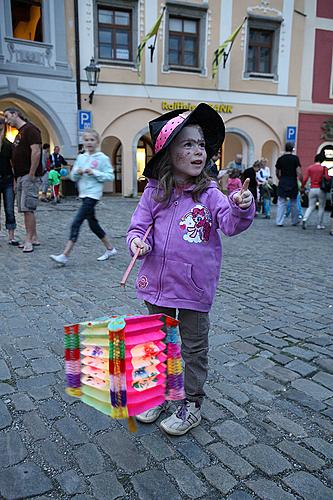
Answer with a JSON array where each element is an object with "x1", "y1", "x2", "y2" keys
[
  {"x1": 136, "y1": 403, "x2": 168, "y2": 423},
  {"x1": 50, "y1": 254, "x2": 68, "y2": 265},
  {"x1": 316, "y1": 224, "x2": 325, "y2": 230},
  {"x1": 160, "y1": 400, "x2": 201, "y2": 436},
  {"x1": 97, "y1": 248, "x2": 117, "y2": 261},
  {"x1": 302, "y1": 220, "x2": 306, "y2": 230}
]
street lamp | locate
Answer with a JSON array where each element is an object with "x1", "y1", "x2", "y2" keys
[{"x1": 84, "y1": 57, "x2": 100, "y2": 104}]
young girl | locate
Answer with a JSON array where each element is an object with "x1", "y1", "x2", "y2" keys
[
  {"x1": 127, "y1": 103, "x2": 255, "y2": 436},
  {"x1": 50, "y1": 129, "x2": 116, "y2": 265},
  {"x1": 227, "y1": 168, "x2": 242, "y2": 195}
]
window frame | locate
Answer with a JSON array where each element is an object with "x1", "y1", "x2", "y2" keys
[
  {"x1": 163, "y1": 2, "x2": 207, "y2": 74},
  {"x1": 168, "y1": 16, "x2": 199, "y2": 69},
  {"x1": 244, "y1": 18, "x2": 281, "y2": 81},
  {"x1": 95, "y1": 0, "x2": 138, "y2": 67},
  {"x1": 9, "y1": 0, "x2": 49, "y2": 44}
]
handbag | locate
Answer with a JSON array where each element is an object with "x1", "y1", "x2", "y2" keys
[{"x1": 320, "y1": 167, "x2": 332, "y2": 193}]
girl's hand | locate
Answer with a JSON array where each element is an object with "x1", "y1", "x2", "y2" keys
[
  {"x1": 84, "y1": 168, "x2": 93, "y2": 175},
  {"x1": 233, "y1": 178, "x2": 253, "y2": 209},
  {"x1": 130, "y1": 237, "x2": 151, "y2": 256},
  {"x1": 77, "y1": 168, "x2": 83, "y2": 175}
]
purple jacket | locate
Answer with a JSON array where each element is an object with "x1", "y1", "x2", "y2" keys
[{"x1": 127, "y1": 180, "x2": 255, "y2": 312}]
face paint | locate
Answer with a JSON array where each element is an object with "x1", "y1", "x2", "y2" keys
[{"x1": 169, "y1": 125, "x2": 207, "y2": 181}]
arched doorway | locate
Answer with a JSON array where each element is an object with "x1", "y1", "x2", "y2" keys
[
  {"x1": 261, "y1": 140, "x2": 279, "y2": 182},
  {"x1": 222, "y1": 133, "x2": 243, "y2": 169},
  {"x1": 136, "y1": 134, "x2": 153, "y2": 194},
  {"x1": 0, "y1": 93, "x2": 75, "y2": 158},
  {"x1": 101, "y1": 136, "x2": 122, "y2": 193},
  {"x1": 0, "y1": 97, "x2": 54, "y2": 147},
  {"x1": 223, "y1": 127, "x2": 254, "y2": 169}
]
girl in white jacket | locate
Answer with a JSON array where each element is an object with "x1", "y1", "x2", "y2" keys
[{"x1": 50, "y1": 129, "x2": 116, "y2": 265}]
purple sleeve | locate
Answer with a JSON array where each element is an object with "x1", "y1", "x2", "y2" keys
[
  {"x1": 127, "y1": 189, "x2": 154, "y2": 254},
  {"x1": 212, "y1": 188, "x2": 255, "y2": 237}
]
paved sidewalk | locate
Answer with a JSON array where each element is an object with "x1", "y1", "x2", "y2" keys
[{"x1": 0, "y1": 197, "x2": 332, "y2": 500}]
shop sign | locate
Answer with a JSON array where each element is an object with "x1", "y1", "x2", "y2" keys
[{"x1": 161, "y1": 101, "x2": 233, "y2": 113}]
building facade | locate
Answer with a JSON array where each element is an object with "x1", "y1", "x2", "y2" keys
[
  {"x1": 0, "y1": 0, "x2": 77, "y2": 159},
  {"x1": 78, "y1": 0, "x2": 306, "y2": 196},
  {"x1": 297, "y1": 0, "x2": 333, "y2": 171}
]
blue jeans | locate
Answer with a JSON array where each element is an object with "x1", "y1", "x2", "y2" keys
[
  {"x1": 263, "y1": 198, "x2": 271, "y2": 217},
  {"x1": 286, "y1": 192, "x2": 302, "y2": 218},
  {"x1": 0, "y1": 175, "x2": 16, "y2": 230},
  {"x1": 69, "y1": 197, "x2": 105, "y2": 242}
]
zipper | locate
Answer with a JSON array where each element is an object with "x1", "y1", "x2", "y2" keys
[{"x1": 156, "y1": 200, "x2": 179, "y2": 301}]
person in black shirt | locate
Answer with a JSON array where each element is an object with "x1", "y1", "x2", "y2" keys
[
  {"x1": 275, "y1": 142, "x2": 302, "y2": 226},
  {"x1": 0, "y1": 115, "x2": 19, "y2": 245},
  {"x1": 4, "y1": 107, "x2": 42, "y2": 253},
  {"x1": 242, "y1": 160, "x2": 261, "y2": 211}
]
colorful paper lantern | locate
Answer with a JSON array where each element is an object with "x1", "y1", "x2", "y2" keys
[{"x1": 64, "y1": 314, "x2": 185, "y2": 431}]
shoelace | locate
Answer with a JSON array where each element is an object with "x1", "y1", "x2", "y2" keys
[{"x1": 176, "y1": 401, "x2": 190, "y2": 421}]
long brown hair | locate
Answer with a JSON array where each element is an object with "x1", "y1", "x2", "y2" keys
[{"x1": 154, "y1": 148, "x2": 211, "y2": 204}]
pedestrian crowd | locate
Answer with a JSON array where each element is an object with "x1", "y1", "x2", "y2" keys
[
  {"x1": 215, "y1": 144, "x2": 333, "y2": 235},
  {"x1": 0, "y1": 103, "x2": 332, "y2": 437}
]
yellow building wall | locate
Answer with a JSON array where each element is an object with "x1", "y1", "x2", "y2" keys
[{"x1": 64, "y1": 0, "x2": 76, "y2": 75}]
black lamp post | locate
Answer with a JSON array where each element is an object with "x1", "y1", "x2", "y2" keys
[{"x1": 84, "y1": 57, "x2": 100, "y2": 104}]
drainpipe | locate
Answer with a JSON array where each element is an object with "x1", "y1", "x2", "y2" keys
[{"x1": 74, "y1": 0, "x2": 81, "y2": 111}]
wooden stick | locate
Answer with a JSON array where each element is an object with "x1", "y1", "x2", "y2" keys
[{"x1": 120, "y1": 225, "x2": 152, "y2": 287}]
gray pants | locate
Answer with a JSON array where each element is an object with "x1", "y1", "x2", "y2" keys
[
  {"x1": 145, "y1": 302, "x2": 210, "y2": 405},
  {"x1": 303, "y1": 188, "x2": 326, "y2": 225},
  {"x1": 276, "y1": 196, "x2": 298, "y2": 226}
]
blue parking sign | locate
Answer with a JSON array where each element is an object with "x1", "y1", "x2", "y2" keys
[
  {"x1": 78, "y1": 110, "x2": 92, "y2": 130},
  {"x1": 286, "y1": 126, "x2": 296, "y2": 142}
]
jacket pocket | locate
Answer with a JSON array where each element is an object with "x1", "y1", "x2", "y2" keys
[
  {"x1": 162, "y1": 259, "x2": 204, "y2": 301},
  {"x1": 136, "y1": 255, "x2": 162, "y2": 294}
]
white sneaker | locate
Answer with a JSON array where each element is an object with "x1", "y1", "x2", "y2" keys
[
  {"x1": 136, "y1": 403, "x2": 168, "y2": 423},
  {"x1": 160, "y1": 401, "x2": 201, "y2": 436},
  {"x1": 97, "y1": 248, "x2": 117, "y2": 261},
  {"x1": 316, "y1": 224, "x2": 325, "y2": 230},
  {"x1": 50, "y1": 254, "x2": 68, "y2": 265}
]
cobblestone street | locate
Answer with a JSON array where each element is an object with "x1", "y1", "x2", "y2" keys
[{"x1": 0, "y1": 196, "x2": 332, "y2": 500}]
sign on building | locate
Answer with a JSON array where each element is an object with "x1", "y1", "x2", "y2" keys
[
  {"x1": 286, "y1": 126, "x2": 297, "y2": 142},
  {"x1": 78, "y1": 110, "x2": 92, "y2": 131}
]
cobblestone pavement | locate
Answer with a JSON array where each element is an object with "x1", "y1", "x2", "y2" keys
[{"x1": 0, "y1": 196, "x2": 333, "y2": 500}]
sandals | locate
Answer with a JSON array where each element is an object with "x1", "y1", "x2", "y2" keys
[
  {"x1": 22, "y1": 243, "x2": 34, "y2": 253},
  {"x1": 18, "y1": 241, "x2": 40, "y2": 249},
  {"x1": 8, "y1": 240, "x2": 20, "y2": 246}
]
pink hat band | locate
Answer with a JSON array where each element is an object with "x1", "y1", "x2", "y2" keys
[{"x1": 154, "y1": 112, "x2": 189, "y2": 153}]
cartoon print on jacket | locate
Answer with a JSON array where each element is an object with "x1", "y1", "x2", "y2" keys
[{"x1": 179, "y1": 204, "x2": 212, "y2": 243}]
